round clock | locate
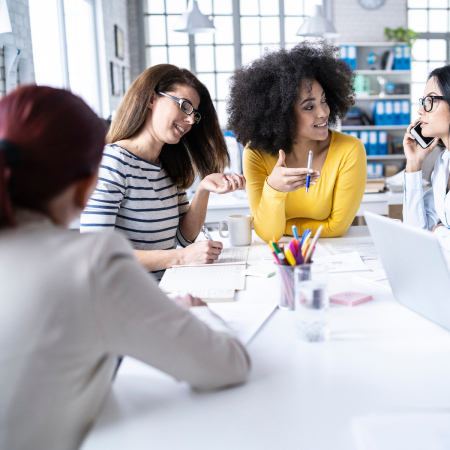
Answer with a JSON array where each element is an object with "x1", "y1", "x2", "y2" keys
[{"x1": 358, "y1": 0, "x2": 385, "y2": 9}]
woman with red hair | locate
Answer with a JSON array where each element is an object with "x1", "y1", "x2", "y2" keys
[{"x1": 0, "y1": 86, "x2": 250, "y2": 450}]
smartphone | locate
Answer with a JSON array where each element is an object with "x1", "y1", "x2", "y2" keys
[{"x1": 410, "y1": 122, "x2": 436, "y2": 149}]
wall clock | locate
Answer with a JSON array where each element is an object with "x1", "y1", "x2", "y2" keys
[{"x1": 358, "y1": 0, "x2": 386, "y2": 9}]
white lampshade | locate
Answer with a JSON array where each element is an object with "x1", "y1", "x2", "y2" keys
[
  {"x1": 173, "y1": 0, "x2": 215, "y2": 34},
  {"x1": 0, "y1": 0, "x2": 12, "y2": 35},
  {"x1": 296, "y1": 5, "x2": 339, "y2": 39}
]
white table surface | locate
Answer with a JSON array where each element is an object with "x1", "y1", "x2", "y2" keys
[{"x1": 81, "y1": 226, "x2": 450, "y2": 450}]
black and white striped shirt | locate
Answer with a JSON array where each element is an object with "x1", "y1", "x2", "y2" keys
[{"x1": 80, "y1": 144, "x2": 191, "y2": 280}]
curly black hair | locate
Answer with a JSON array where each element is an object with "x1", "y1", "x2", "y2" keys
[{"x1": 226, "y1": 40, "x2": 355, "y2": 156}]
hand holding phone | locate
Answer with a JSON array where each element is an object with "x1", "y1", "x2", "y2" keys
[{"x1": 404, "y1": 118, "x2": 439, "y2": 172}]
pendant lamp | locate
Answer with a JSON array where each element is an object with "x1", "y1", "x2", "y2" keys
[
  {"x1": 296, "y1": 5, "x2": 339, "y2": 39},
  {"x1": 173, "y1": 0, "x2": 215, "y2": 34}
]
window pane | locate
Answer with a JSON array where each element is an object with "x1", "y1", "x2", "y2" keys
[
  {"x1": 429, "y1": 61, "x2": 445, "y2": 73},
  {"x1": 166, "y1": 0, "x2": 187, "y2": 14},
  {"x1": 241, "y1": 17, "x2": 260, "y2": 44},
  {"x1": 167, "y1": 15, "x2": 189, "y2": 45},
  {"x1": 149, "y1": 46, "x2": 168, "y2": 66},
  {"x1": 168, "y1": 46, "x2": 190, "y2": 69},
  {"x1": 215, "y1": 46, "x2": 235, "y2": 71},
  {"x1": 429, "y1": 39, "x2": 447, "y2": 60},
  {"x1": 285, "y1": 0, "x2": 303, "y2": 16},
  {"x1": 240, "y1": 0, "x2": 259, "y2": 15},
  {"x1": 412, "y1": 61, "x2": 428, "y2": 82},
  {"x1": 213, "y1": 0, "x2": 232, "y2": 15},
  {"x1": 217, "y1": 100, "x2": 227, "y2": 127},
  {"x1": 408, "y1": 0, "x2": 425, "y2": 6},
  {"x1": 197, "y1": 73, "x2": 216, "y2": 99},
  {"x1": 285, "y1": 17, "x2": 304, "y2": 43},
  {"x1": 217, "y1": 72, "x2": 231, "y2": 100},
  {"x1": 197, "y1": 0, "x2": 212, "y2": 15},
  {"x1": 412, "y1": 83, "x2": 426, "y2": 104},
  {"x1": 304, "y1": 1, "x2": 319, "y2": 16},
  {"x1": 412, "y1": 39, "x2": 428, "y2": 61},
  {"x1": 214, "y1": 16, "x2": 234, "y2": 44},
  {"x1": 429, "y1": 0, "x2": 448, "y2": 7},
  {"x1": 242, "y1": 45, "x2": 261, "y2": 65},
  {"x1": 148, "y1": 16, "x2": 167, "y2": 45},
  {"x1": 196, "y1": 45, "x2": 215, "y2": 72},
  {"x1": 261, "y1": 17, "x2": 280, "y2": 44},
  {"x1": 195, "y1": 32, "x2": 214, "y2": 44},
  {"x1": 408, "y1": 9, "x2": 428, "y2": 32},
  {"x1": 146, "y1": 0, "x2": 165, "y2": 14},
  {"x1": 260, "y1": 0, "x2": 279, "y2": 16},
  {"x1": 429, "y1": 9, "x2": 448, "y2": 32},
  {"x1": 261, "y1": 44, "x2": 281, "y2": 56}
]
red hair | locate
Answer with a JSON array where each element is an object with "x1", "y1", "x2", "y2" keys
[{"x1": 0, "y1": 86, "x2": 106, "y2": 227}]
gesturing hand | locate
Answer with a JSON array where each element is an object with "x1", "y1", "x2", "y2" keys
[
  {"x1": 267, "y1": 150, "x2": 320, "y2": 193},
  {"x1": 404, "y1": 118, "x2": 439, "y2": 172},
  {"x1": 199, "y1": 173, "x2": 246, "y2": 195}
]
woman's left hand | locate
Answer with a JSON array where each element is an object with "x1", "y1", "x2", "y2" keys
[
  {"x1": 199, "y1": 173, "x2": 246, "y2": 195},
  {"x1": 432, "y1": 222, "x2": 444, "y2": 232}
]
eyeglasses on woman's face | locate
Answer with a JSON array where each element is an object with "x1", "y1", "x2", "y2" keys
[
  {"x1": 157, "y1": 92, "x2": 201, "y2": 124},
  {"x1": 419, "y1": 95, "x2": 445, "y2": 112}
]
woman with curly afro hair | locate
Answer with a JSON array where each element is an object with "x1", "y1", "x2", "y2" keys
[{"x1": 227, "y1": 40, "x2": 367, "y2": 242}]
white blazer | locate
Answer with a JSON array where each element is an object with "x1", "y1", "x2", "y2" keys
[{"x1": 0, "y1": 210, "x2": 250, "y2": 450}]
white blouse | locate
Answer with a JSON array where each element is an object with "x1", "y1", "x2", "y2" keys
[
  {"x1": 0, "y1": 210, "x2": 250, "y2": 450},
  {"x1": 403, "y1": 148, "x2": 450, "y2": 252}
]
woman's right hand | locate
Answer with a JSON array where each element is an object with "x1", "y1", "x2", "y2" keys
[
  {"x1": 267, "y1": 150, "x2": 321, "y2": 193},
  {"x1": 178, "y1": 240, "x2": 223, "y2": 265},
  {"x1": 404, "y1": 118, "x2": 439, "y2": 172}
]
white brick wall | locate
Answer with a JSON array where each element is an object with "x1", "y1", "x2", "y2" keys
[{"x1": 333, "y1": 0, "x2": 407, "y2": 43}]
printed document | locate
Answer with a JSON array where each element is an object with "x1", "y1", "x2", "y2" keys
[
  {"x1": 313, "y1": 251, "x2": 369, "y2": 273},
  {"x1": 322, "y1": 239, "x2": 378, "y2": 260},
  {"x1": 172, "y1": 247, "x2": 249, "y2": 268}
]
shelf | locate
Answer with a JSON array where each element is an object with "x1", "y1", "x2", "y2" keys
[
  {"x1": 366, "y1": 154, "x2": 406, "y2": 160},
  {"x1": 355, "y1": 94, "x2": 410, "y2": 100},
  {"x1": 356, "y1": 70, "x2": 410, "y2": 75},
  {"x1": 338, "y1": 42, "x2": 398, "y2": 47},
  {"x1": 341, "y1": 125, "x2": 407, "y2": 131}
]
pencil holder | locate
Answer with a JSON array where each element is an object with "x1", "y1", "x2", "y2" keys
[{"x1": 278, "y1": 264, "x2": 313, "y2": 310}]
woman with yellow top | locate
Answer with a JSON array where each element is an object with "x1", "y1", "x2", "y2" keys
[{"x1": 227, "y1": 40, "x2": 367, "y2": 242}]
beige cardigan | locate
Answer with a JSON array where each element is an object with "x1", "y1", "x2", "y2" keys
[{"x1": 0, "y1": 210, "x2": 250, "y2": 450}]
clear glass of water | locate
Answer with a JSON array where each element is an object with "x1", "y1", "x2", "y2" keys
[{"x1": 294, "y1": 264, "x2": 329, "y2": 342}]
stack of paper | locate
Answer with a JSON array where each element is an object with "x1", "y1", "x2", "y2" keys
[
  {"x1": 322, "y1": 240, "x2": 378, "y2": 260},
  {"x1": 313, "y1": 251, "x2": 369, "y2": 273}
]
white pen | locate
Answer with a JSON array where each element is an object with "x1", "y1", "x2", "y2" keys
[
  {"x1": 201, "y1": 225, "x2": 212, "y2": 241},
  {"x1": 305, "y1": 150, "x2": 313, "y2": 194}
]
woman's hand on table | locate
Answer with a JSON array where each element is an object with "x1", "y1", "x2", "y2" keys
[
  {"x1": 432, "y1": 222, "x2": 444, "y2": 232},
  {"x1": 178, "y1": 240, "x2": 223, "y2": 265},
  {"x1": 404, "y1": 118, "x2": 439, "y2": 172},
  {"x1": 199, "y1": 173, "x2": 246, "y2": 195},
  {"x1": 267, "y1": 150, "x2": 320, "y2": 193},
  {"x1": 173, "y1": 294, "x2": 207, "y2": 309}
]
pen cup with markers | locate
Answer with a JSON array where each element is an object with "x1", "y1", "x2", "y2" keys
[{"x1": 277, "y1": 265, "x2": 297, "y2": 310}]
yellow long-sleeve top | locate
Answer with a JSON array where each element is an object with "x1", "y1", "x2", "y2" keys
[{"x1": 243, "y1": 130, "x2": 367, "y2": 242}]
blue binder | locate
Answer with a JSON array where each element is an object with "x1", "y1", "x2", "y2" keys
[
  {"x1": 393, "y1": 45, "x2": 403, "y2": 70},
  {"x1": 402, "y1": 45, "x2": 411, "y2": 70},
  {"x1": 385, "y1": 101, "x2": 393, "y2": 125},
  {"x1": 393, "y1": 101, "x2": 402, "y2": 125},
  {"x1": 360, "y1": 131, "x2": 369, "y2": 154},
  {"x1": 340, "y1": 46, "x2": 348, "y2": 66},
  {"x1": 369, "y1": 131, "x2": 378, "y2": 155},
  {"x1": 347, "y1": 45, "x2": 357, "y2": 70},
  {"x1": 402, "y1": 101, "x2": 410, "y2": 125},
  {"x1": 374, "y1": 101, "x2": 385, "y2": 126},
  {"x1": 378, "y1": 131, "x2": 388, "y2": 155}
]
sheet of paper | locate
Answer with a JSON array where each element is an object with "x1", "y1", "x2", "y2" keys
[
  {"x1": 172, "y1": 288, "x2": 235, "y2": 302},
  {"x1": 172, "y1": 247, "x2": 249, "y2": 268},
  {"x1": 256, "y1": 242, "x2": 331, "y2": 260},
  {"x1": 352, "y1": 413, "x2": 450, "y2": 450},
  {"x1": 353, "y1": 270, "x2": 391, "y2": 289},
  {"x1": 159, "y1": 265, "x2": 246, "y2": 293},
  {"x1": 313, "y1": 251, "x2": 369, "y2": 273},
  {"x1": 322, "y1": 239, "x2": 378, "y2": 260},
  {"x1": 208, "y1": 303, "x2": 277, "y2": 345}
]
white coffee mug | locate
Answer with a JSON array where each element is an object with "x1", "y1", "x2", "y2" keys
[{"x1": 218, "y1": 215, "x2": 252, "y2": 246}]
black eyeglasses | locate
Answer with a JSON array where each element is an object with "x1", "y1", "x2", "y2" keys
[
  {"x1": 157, "y1": 92, "x2": 201, "y2": 124},
  {"x1": 419, "y1": 95, "x2": 445, "y2": 112}
]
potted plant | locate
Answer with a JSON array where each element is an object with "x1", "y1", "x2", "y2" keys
[{"x1": 384, "y1": 26, "x2": 419, "y2": 48}]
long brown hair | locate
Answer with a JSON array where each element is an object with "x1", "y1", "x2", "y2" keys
[
  {"x1": 0, "y1": 86, "x2": 105, "y2": 227},
  {"x1": 107, "y1": 64, "x2": 229, "y2": 189}
]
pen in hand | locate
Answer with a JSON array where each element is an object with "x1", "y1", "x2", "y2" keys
[
  {"x1": 201, "y1": 225, "x2": 212, "y2": 241},
  {"x1": 305, "y1": 150, "x2": 313, "y2": 194}
]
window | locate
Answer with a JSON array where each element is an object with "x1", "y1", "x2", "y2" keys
[
  {"x1": 408, "y1": 0, "x2": 450, "y2": 120},
  {"x1": 143, "y1": 0, "x2": 314, "y2": 127}
]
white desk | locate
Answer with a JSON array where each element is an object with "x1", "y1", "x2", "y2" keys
[
  {"x1": 81, "y1": 226, "x2": 450, "y2": 450},
  {"x1": 205, "y1": 192, "x2": 403, "y2": 223}
]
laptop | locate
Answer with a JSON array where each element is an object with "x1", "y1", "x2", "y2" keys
[{"x1": 364, "y1": 211, "x2": 450, "y2": 331}]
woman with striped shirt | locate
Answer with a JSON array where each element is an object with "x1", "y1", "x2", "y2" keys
[{"x1": 81, "y1": 64, "x2": 245, "y2": 279}]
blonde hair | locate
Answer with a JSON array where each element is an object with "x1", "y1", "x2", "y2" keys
[{"x1": 107, "y1": 64, "x2": 229, "y2": 189}]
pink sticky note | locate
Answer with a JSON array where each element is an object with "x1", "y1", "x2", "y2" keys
[{"x1": 330, "y1": 291, "x2": 372, "y2": 307}]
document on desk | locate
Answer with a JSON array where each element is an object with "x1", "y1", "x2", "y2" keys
[
  {"x1": 353, "y1": 270, "x2": 391, "y2": 289},
  {"x1": 208, "y1": 303, "x2": 277, "y2": 345},
  {"x1": 313, "y1": 251, "x2": 368, "y2": 273},
  {"x1": 172, "y1": 247, "x2": 249, "y2": 268},
  {"x1": 159, "y1": 265, "x2": 246, "y2": 296},
  {"x1": 322, "y1": 239, "x2": 378, "y2": 260},
  {"x1": 352, "y1": 413, "x2": 450, "y2": 450}
]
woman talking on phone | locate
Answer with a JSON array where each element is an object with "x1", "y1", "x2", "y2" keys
[{"x1": 403, "y1": 65, "x2": 450, "y2": 252}]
